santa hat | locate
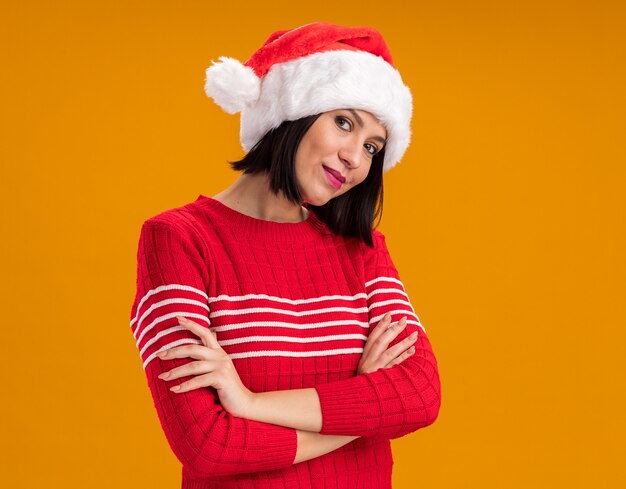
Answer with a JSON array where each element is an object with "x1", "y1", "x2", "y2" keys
[{"x1": 204, "y1": 22, "x2": 412, "y2": 172}]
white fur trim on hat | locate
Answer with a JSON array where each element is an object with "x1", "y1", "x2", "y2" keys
[{"x1": 204, "y1": 56, "x2": 260, "y2": 114}]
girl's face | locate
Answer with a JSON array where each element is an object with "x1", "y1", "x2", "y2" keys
[{"x1": 294, "y1": 109, "x2": 387, "y2": 206}]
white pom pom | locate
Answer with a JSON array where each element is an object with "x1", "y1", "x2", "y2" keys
[{"x1": 204, "y1": 56, "x2": 260, "y2": 114}]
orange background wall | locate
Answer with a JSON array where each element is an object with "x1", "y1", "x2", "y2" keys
[{"x1": 1, "y1": 1, "x2": 624, "y2": 487}]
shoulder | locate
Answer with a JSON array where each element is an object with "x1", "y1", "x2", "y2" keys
[
  {"x1": 337, "y1": 228, "x2": 392, "y2": 273},
  {"x1": 338, "y1": 228, "x2": 389, "y2": 255},
  {"x1": 360, "y1": 227, "x2": 397, "y2": 275},
  {"x1": 139, "y1": 198, "x2": 208, "y2": 249},
  {"x1": 371, "y1": 228, "x2": 386, "y2": 242},
  {"x1": 363, "y1": 228, "x2": 389, "y2": 254}
]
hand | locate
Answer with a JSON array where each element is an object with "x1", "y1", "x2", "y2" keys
[
  {"x1": 357, "y1": 313, "x2": 418, "y2": 375},
  {"x1": 156, "y1": 316, "x2": 254, "y2": 418}
]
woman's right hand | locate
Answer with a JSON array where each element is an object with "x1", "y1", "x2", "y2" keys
[{"x1": 357, "y1": 313, "x2": 418, "y2": 374}]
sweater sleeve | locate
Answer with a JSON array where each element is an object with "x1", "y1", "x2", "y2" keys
[
  {"x1": 314, "y1": 230, "x2": 441, "y2": 438},
  {"x1": 129, "y1": 215, "x2": 297, "y2": 477}
]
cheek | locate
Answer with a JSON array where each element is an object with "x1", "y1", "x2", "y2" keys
[
  {"x1": 293, "y1": 152, "x2": 309, "y2": 183},
  {"x1": 294, "y1": 139, "x2": 317, "y2": 173},
  {"x1": 337, "y1": 167, "x2": 371, "y2": 198},
  {"x1": 355, "y1": 163, "x2": 372, "y2": 185}
]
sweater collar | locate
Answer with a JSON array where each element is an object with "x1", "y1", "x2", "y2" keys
[{"x1": 192, "y1": 195, "x2": 332, "y2": 241}]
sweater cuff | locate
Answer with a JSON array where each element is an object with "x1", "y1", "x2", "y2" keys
[
  {"x1": 314, "y1": 375, "x2": 382, "y2": 436},
  {"x1": 257, "y1": 425, "x2": 298, "y2": 469}
]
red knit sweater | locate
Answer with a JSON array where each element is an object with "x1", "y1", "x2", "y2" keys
[{"x1": 129, "y1": 195, "x2": 441, "y2": 488}]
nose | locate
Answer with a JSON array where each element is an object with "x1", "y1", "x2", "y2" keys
[{"x1": 338, "y1": 140, "x2": 363, "y2": 169}]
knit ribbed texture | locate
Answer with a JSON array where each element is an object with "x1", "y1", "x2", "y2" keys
[{"x1": 129, "y1": 194, "x2": 441, "y2": 488}]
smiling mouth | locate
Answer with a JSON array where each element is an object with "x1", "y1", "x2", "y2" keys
[{"x1": 322, "y1": 165, "x2": 346, "y2": 189}]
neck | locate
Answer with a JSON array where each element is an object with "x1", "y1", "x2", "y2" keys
[{"x1": 211, "y1": 172, "x2": 309, "y2": 223}]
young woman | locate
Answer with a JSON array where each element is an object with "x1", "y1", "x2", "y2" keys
[{"x1": 129, "y1": 22, "x2": 441, "y2": 489}]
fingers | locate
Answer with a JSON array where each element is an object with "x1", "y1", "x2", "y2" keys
[
  {"x1": 363, "y1": 312, "x2": 392, "y2": 356},
  {"x1": 378, "y1": 330, "x2": 418, "y2": 365},
  {"x1": 365, "y1": 316, "x2": 408, "y2": 360},
  {"x1": 370, "y1": 312, "x2": 393, "y2": 339},
  {"x1": 158, "y1": 360, "x2": 216, "y2": 381},
  {"x1": 384, "y1": 345, "x2": 416, "y2": 369},
  {"x1": 156, "y1": 320, "x2": 225, "y2": 393},
  {"x1": 169, "y1": 372, "x2": 218, "y2": 393},
  {"x1": 358, "y1": 315, "x2": 417, "y2": 375},
  {"x1": 176, "y1": 316, "x2": 221, "y2": 349},
  {"x1": 157, "y1": 343, "x2": 216, "y2": 362},
  {"x1": 365, "y1": 314, "x2": 404, "y2": 350}
]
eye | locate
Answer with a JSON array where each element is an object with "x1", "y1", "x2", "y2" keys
[
  {"x1": 364, "y1": 143, "x2": 379, "y2": 156},
  {"x1": 335, "y1": 116, "x2": 352, "y2": 131}
]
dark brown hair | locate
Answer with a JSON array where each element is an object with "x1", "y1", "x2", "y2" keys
[{"x1": 229, "y1": 114, "x2": 385, "y2": 246}]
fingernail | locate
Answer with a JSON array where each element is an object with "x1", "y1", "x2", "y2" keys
[
  {"x1": 157, "y1": 351, "x2": 167, "y2": 358},
  {"x1": 384, "y1": 312, "x2": 391, "y2": 321},
  {"x1": 158, "y1": 372, "x2": 169, "y2": 379},
  {"x1": 170, "y1": 385, "x2": 181, "y2": 392},
  {"x1": 410, "y1": 332, "x2": 418, "y2": 339},
  {"x1": 408, "y1": 346, "x2": 415, "y2": 353},
  {"x1": 177, "y1": 316, "x2": 187, "y2": 323}
]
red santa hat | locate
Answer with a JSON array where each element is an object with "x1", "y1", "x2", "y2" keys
[{"x1": 204, "y1": 21, "x2": 413, "y2": 172}]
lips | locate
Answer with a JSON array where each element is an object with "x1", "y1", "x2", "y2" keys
[{"x1": 323, "y1": 165, "x2": 346, "y2": 190}]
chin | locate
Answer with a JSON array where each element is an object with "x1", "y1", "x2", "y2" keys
[
  {"x1": 306, "y1": 198, "x2": 327, "y2": 207},
  {"x1": 301, "y1": 189, "x2": 335, "y2": 207}
]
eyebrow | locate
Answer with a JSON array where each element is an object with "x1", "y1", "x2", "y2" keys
[{"x1": 348, "y1": 109, "x2": 387, "y2": 145}]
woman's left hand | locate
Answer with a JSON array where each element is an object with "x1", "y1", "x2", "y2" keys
[{"x1": 156, "y1": 316, "x2": 255, "y2": 418}]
